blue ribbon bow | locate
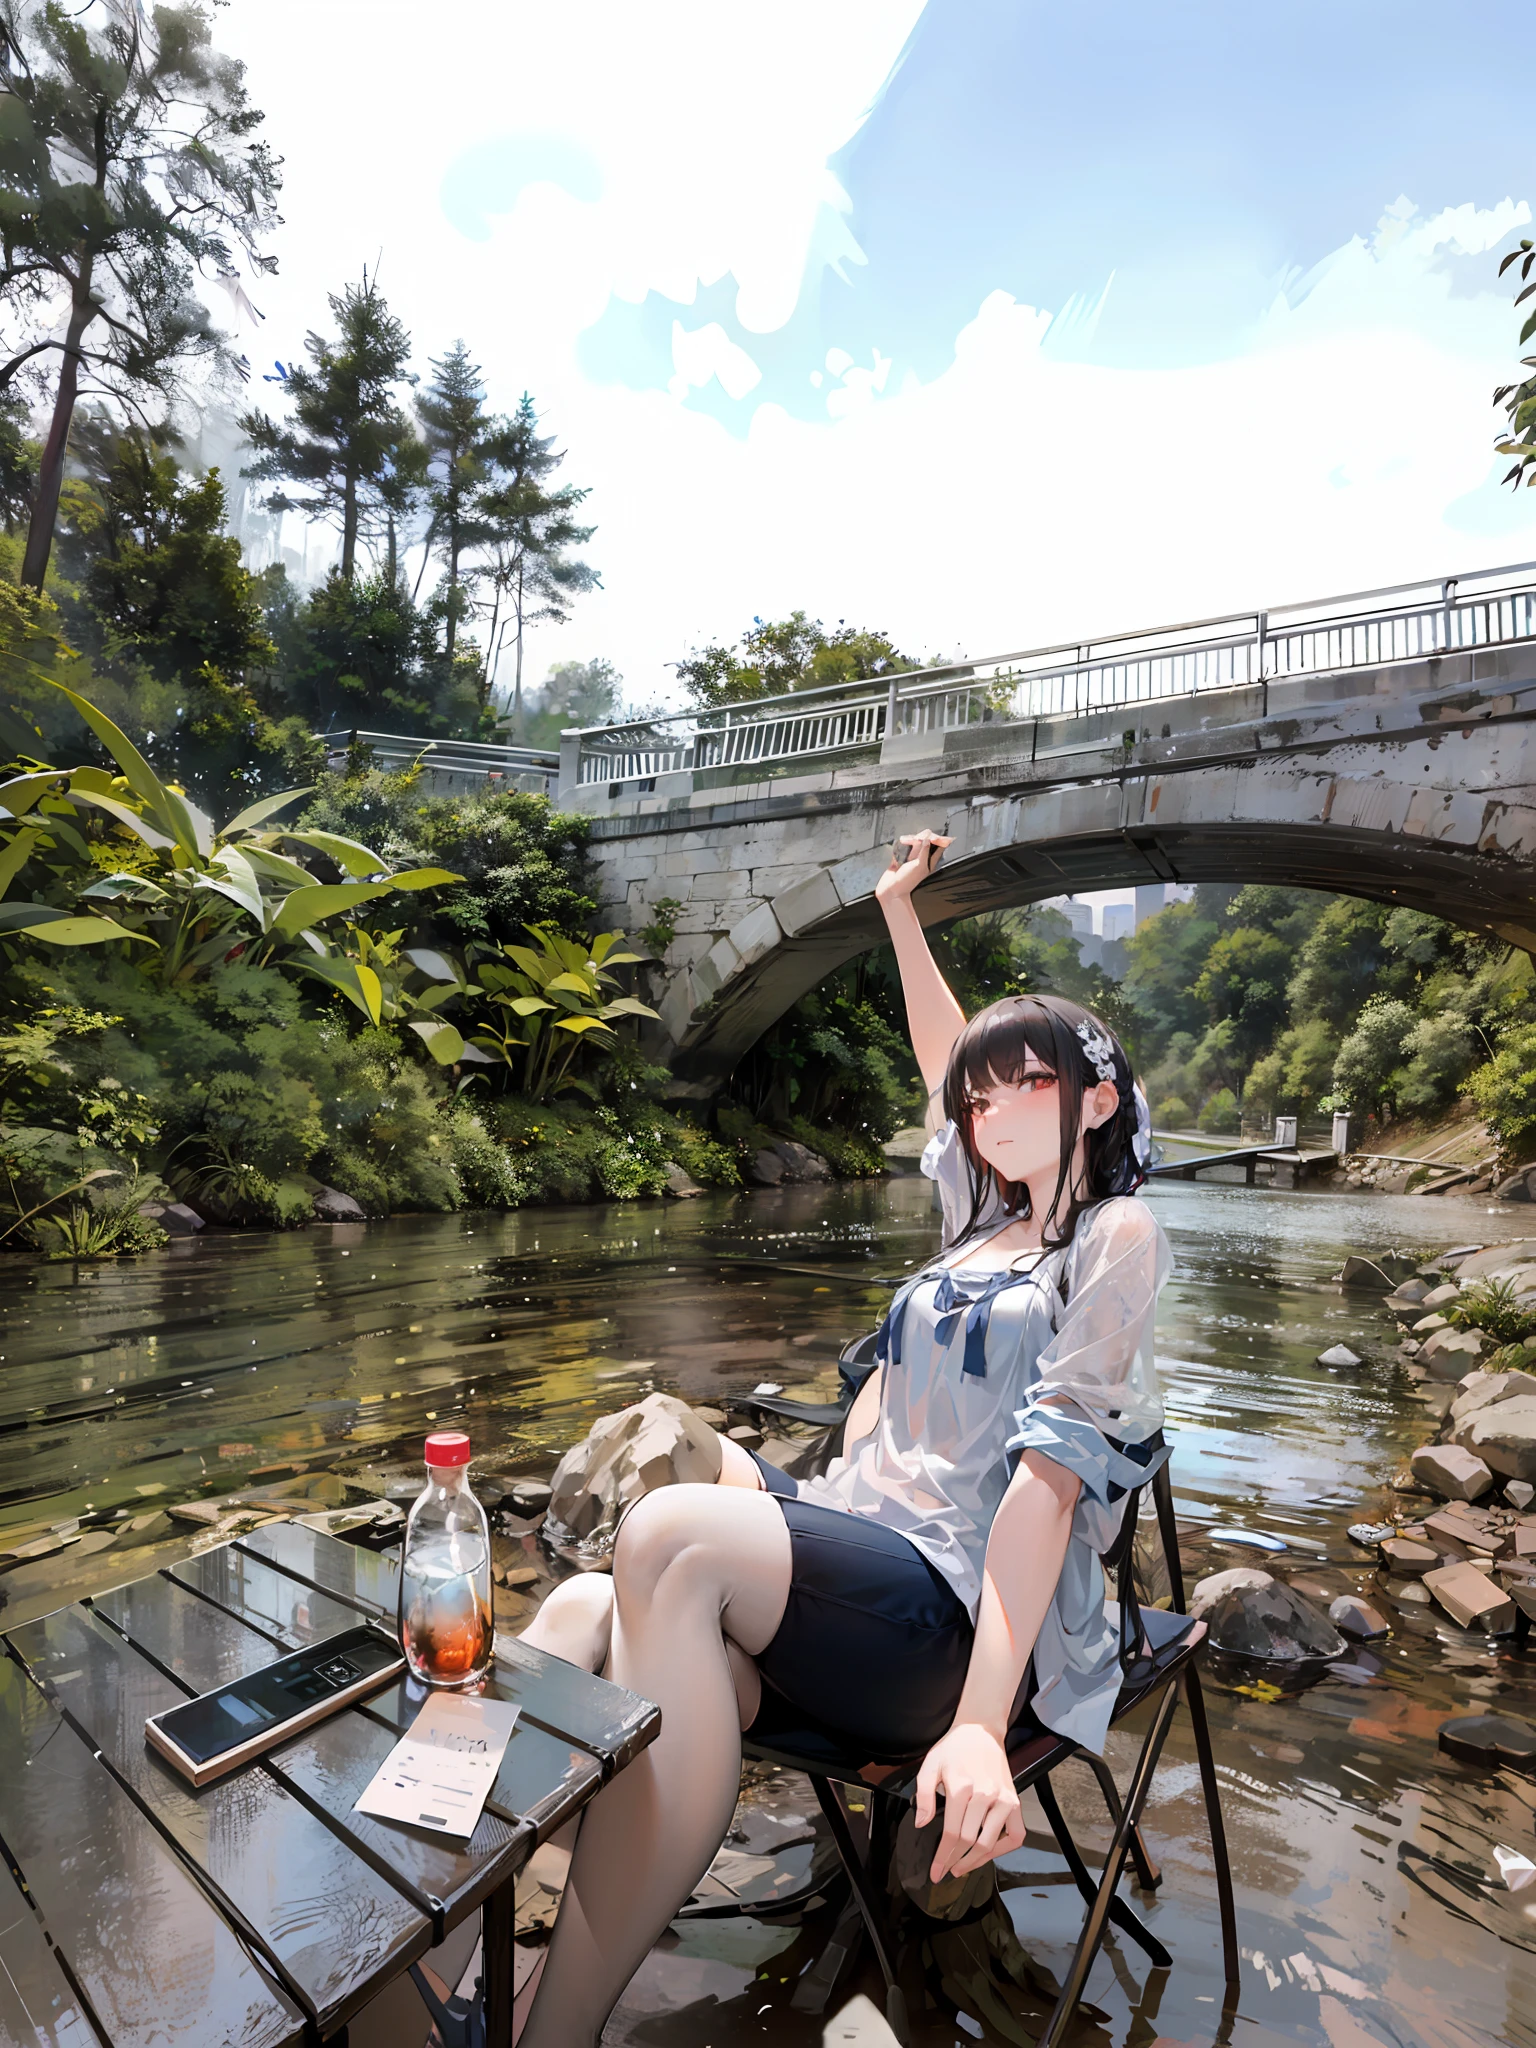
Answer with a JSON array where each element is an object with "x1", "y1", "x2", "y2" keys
[{"x1": 876, "y1": 1260, "x2": 1049, "y2": 1379}]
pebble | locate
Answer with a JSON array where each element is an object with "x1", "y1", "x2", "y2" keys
[
  {"x1": 1328, "y1": 1594, "x2": 1390, "y2": 1640},
  {"x1": 1508, "y1": 1481, "x2": 1535, "y2": 1509},
  {"x1": 1347, "y1": 1521, "x2": 1396, "y2": 1547},
  {"x1": 1208, "y1": 1527, "x2": 1287, "y2": 1552}
]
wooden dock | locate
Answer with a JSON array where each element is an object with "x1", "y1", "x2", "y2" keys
[{"x1": 1149, "y1": 1145, "x2": 1338, "y2": 1186}]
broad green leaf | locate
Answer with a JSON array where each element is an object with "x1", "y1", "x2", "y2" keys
[
  {"x1": 404, "y1": 946, "x2": 461, "y2": 982},
  {"x1": 601, "y1": 995, "x2": 661, "y2": 1020},
  {"x1": 208, "y1": 844, "x2": 265, "y2": 924},
  {"x1": 409, "y1": 1018, "x2": 465, "y2": 1065},
  {"x1": 193, "y1": 873, "x2": 262, "y2": 924},
  {"x1": 411, "y1": 981, "x2": 460, "y2": 1013},
  {"x1": 0, "y1": 771, "x2": 69, "y2": 818},
  {"x1": 295, "y1": 954, "x2": 384, "y2": 1024},
  {"x1": 242, "y1": 844, "x2": 316, "y2": 889},
  {"x1": 269, "y1": 881, "x2": 394, "y2": 934},
  {"x1": 544, "y1": 970, "x2": 598, "y2": 997},
  {"x1": 501, "y1": 945, "x2": 546, "y2": 979},
  {"x1": 551, "y1": 1015, "x2": 615, "y2": 1036},
  {"x1": 279, "y1": 829, "x2": 388, "y2": 878},
  {"x1": 159, "y1": 782, "x2": 211, "y2": 859},
  {"x1": 0, "y1": 827, "x2": 39, "y2": 900},
  {"x1": 15, "y1": 915, "x2": 158, "y2": 946},
  {"x1": 47, "y1": 682, "x2": 193, "y2": 852},
  {"x1": 79, "y1": 873, "x2": 170, "y2": 904},
  {"x1": 0, "y1": 902, "x2": 74, "y2": 931},
  {"x1": 382, "y1": 866, "x2": 464, "y2": 892},
  {"x1": 456, "y1": 1042, "x2": 498, "y2": 1064},
  {"x1": 597, "y1": 949, "x2": 646, "y2": 968},
  {"x1": 63, "y1": 788, "x2": 176, "y2": 850},
  {"x1": 221, "y1": 786, "x2": 315, "y2": 835},
  {"x1": 506, "y1": 995, "x2": 555, "y2": 1016}
]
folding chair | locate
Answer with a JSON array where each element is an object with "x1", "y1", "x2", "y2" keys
[{"x1": 726, "y1": 1352, "x2": 1240, "y2": 2047}]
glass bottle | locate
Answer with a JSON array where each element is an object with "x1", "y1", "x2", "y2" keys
[{"x1": 398, "y1": 1431, "x2": 494, "y2": 1687}]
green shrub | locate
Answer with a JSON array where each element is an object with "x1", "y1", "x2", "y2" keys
[
  {"x1": 1197, "y1": 1088, "x2": 1240, "y2": 1135},
  {"x1": 1448, "y1": 1278, "x2": 1536, "y2": 1348},
  {"x1": 1152, "y1": 1095, "x2": 1193, "y2": 1129},
  {"x1": 1469, "y1": 1024, "x2": 1536, "y2": 1158},
  {"x1": 786, "y1": 1116, "x2": 887, "y2": 1179}
]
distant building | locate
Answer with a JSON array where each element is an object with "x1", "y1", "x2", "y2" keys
[
  {"x1": 1102, "y1": 903, "x2": 1135, "y2": 943},
  {"x1": 1134, "y1": 883, "x2": 1169, "y2": 928},
  {"x1": 1061, "y1": 899, "x2": 1094, "y2": 938}
]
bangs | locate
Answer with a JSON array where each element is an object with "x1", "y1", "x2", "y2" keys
[{"x1": 954, "y1": 999, "x2": 1064, "y2": 1099}]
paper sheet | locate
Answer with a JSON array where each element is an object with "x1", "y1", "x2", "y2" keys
[{"x1": 353, "y1": 1693, "x2": 520, "y2": 1838}]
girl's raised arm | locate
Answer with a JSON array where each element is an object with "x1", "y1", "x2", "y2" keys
[{"x1": 874, "y1": 829, "x2": 965, "y2": 1100}]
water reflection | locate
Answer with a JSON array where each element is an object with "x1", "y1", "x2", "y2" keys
[{"x1": 3, "y1": 1177, "x2": 1535, "y2": 2046}]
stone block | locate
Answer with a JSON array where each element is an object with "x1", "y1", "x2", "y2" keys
[
  {"x1": 1421, "y1": 1326, "x2": 1487, "y2": 1379},
  {"x1": 1329, "y1": 1594, "x2": 1390, "y2": 1639},
  {"x1": 1378, "y1": 1538, "x2": 1439, "y2": 1575},
  {"x1": 829, "y1": 846, "x2": 897, "y2": 910},
  {"x1": 1450, "y1": 1370, "x2": 1536, "y2": 1423},
  {"x1": 1422, "y1": 1561, "x2": 1516, "y2": 1631},
  {"x1": 705, "y1": 934, "x2": 743, "y2": 987},
  {"x1": 725, "y1": 901, "x2": 783, "y2": 969},
  {"x1": 771, "y1": 868, "x2": 842, "y2": 937},
  {"x1": 1454, "y1": 1396, "x2": 1536, "y2": 1481},
  {"x1": 1410, "y1": 1443, "x2": 1495, "y2": 1501},
  {"x1": 1422, "y1": 1282, "x2": 1462, "y2": 1308}
]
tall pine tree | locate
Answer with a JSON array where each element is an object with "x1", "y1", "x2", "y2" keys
[
  {"x1": 239, "y1": 272, "x2": 423, "y2": 581},
  {"x1": 415, "y1": 340, "x2": 496, "y2": 660}
]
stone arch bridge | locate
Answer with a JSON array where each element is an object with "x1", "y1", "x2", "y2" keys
[{"x1": 367, "y1": 565, "x2": 1536, "y2": 1091}]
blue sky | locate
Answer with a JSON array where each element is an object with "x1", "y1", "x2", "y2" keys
[{"x1": 222, "y1": 0, "x2": 1536, "y2": 699}]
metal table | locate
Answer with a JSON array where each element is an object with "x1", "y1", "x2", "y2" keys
[{"x1": 0, "y1": 1522, "x2": 659, "y2": 2048}]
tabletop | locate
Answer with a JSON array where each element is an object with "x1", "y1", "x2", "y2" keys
[{"x1": 0, "y1": 1522, "x2": 660, "y2": 2048}]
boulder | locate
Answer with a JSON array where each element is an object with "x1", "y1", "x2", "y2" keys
[
  {"x1": 1421, "y1": 1561, "x2": 1516, "y2": 1632},
  {"x1": 1339, "y1": 1256, "x2": 1393, "y2": 1292},
  {"x1": 1199, "y1": 1575, "x2": 1345, "y2": 1665},
  {"x1": 747, "y1": 1148, "x2": 786, "y2": 1187},
  {"x1": 1409, "y1": 1443, "x2": 1495, "y2": 1502},
  {"x1": 1378, "y1": 1537, "x2": 1439, "y2": 1575},
  {"x1": 1386, "y1": 1277, "x2": 1431, "y2": 1307},
  {"x1": 1450, "y1": 1241, "x2": 1536, "y2": 1282},
  {"x1": 662, "y1": 1162, "x2": 704, "y2": 1198},
  {"x1": 547, "y1": 1392, "x2": 723, "y2": 1549},
  {"x1": 1453, "y1": 1397, "x2": 1536, "y2": 1482},
  {"x1": 1449, "y1": 1371, "x2": 1536, "y2": 1424},
  {"x1": 1316, "y1": 1344, "x2": 1362, "y2": 1368},
  {"x1": 771, "y1": 1139, "x2": 833, "y2": 1182},
  {"x1": 1413, "y1": 1313, "x2": 1449, "y2": 1335},
  {"x1": 1421, "y1": 1282, "x2": 1462, "y2": 1309},
  {"x1": 312, "y1": 1185, "x2": 365, "y2": 1223},
  {"x1": 1329, "y1": 1594, "x2": 1390, "y2": 1640},
  {"x1": 137, "y1": 1200, "x2": 204, "y2": 1236},
  {"x1": 1506, "y1": 1480, "x2": 1535, "y2": 1510},
  {"x1": 1420, "y1": 1326, "x2": 1487, "y2": 1380},
  {"x1": 1189, "y1": 1566, "x2": 1275, "y2": 1619},
  {"x1": 1495, "y1": 1172, "x2": 1533, "y2": 1202}
]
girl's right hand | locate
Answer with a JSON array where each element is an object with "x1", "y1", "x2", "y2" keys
[{"x1": 875, "y1": 829, "x2": 951, "y2": 904}]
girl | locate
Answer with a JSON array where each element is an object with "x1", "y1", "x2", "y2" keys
[{"x1": 516, "y1": 828, "x2": 1170, "y2": 2048}]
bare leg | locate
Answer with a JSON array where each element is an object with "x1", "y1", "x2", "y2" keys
[
  {"x1": 518, "y1": 1482, "x2": 792, "y2": 2048},
  {"x1": 520, "y1": 1571, "x2": 615, "y2": 1673}
]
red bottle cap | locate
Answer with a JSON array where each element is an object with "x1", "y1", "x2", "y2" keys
[{"x1": 424, "y1": 1431, "x2": 471, "y2": 1468}]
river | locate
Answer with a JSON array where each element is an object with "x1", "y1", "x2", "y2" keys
[{"x1": 2, "y1": 1175, "x2": 1534, "y2": 2048}]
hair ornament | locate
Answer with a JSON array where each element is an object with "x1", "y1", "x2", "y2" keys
[{"x1": 1075, "y1": 1019, "x2": 1118, "y2": 1083}]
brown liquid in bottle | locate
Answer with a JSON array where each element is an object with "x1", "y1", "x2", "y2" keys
[{"x1": 403, "y1": 1591, "x2": 494, "y2": 1684}]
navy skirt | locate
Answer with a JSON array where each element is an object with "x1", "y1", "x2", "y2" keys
[{"x1": 745, "y1": 1452, "x2": 975, "y2": 1763}]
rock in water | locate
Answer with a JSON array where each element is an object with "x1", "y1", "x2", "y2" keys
[
  {"x1": 547, "y1": 1392, "x2": 723, "y2": 1552},
  {"x1": 1189, "y1": 1566, "x2": 1276, "y2": 1619},
  {"x1": 1317, "y1": 1344, "x2": 1363, "y2": 1368},
  {"x1": 1347, "y1": 1521, "x2": 1396, "y2": 1547},
  {"x1": 662, "y1": 1162, "x2": 704, "y2": 1198},
  {"x1": 1422, "y1": 1562, "x2": 1516, "y2": 1631},
  {"x1": 1453, "y1": 1396, "x2": 1536, "y2": 1482},
  {"x1": 1420, "y1": 1327, "x2": 1488, "y2": 1381},
  {"x1": 1437, "y1": 1713, "x2": 1536, "y2": 1773},
  {"x1": 1329, "y1": 1594, "x2": 1390, "y2": 1640},
  {"x1": 1339, "y1": 1257, "x2": 1393, "y2": 1292},
  {"x1": 747, "y1": 1148, "x2": 786, "y2": 1187},
  {"x1": 137, "y1": 1200, "x2": 204, "y2": 1235},
  {"x1": 1409, "y1": 1443, "x2": 1495, "y2": 1502},
  {"x1": 312, "y1": 1185, "x2": 365, "y2": 1222},
  {"x1": 1201, "y1": 1576, "x2": 1346, "y2": 1664}
]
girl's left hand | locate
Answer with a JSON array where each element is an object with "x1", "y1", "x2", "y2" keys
[{"x1": 914, "y1": 1722, "x2": 1027, "y2": 1882}]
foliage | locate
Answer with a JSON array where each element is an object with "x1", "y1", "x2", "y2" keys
[
  {"x1": 1196, "y1": 1086, "x2": 1240, "y2": 1135},
  {"x1": 639, "y1": 896, "x2": 682, "y2": 958},
  {"x1": 520, "y1": 657, "x2": 623, "y2": 747},
  {"x1": 1151, "y1": 1095, "x2": 1192, "y2": 1129},
  {"x1": 1121, "y1": 898, "x2": 1221, "y2": 1058},
  {"x1": 1448, "y1": 1276, "x2": 1536, "y2": 1348},
  {"x1": 676, "y1": 610, "x2": 914, "y2": 712},
  {"x1": 1469, "y1": 1023, "x2": 1536, "y2": 1157},
  {"x1": 1192, "y1": 925, "x2": 1293, "y2": 1067},
  {"x1": 241, "y1": 272, "x2": 423, "y2": 583},
  {"x1": 1330, "y1": 1000, "x2": 1415, "y2": 1119},
  {"x1": 477, "y1": 393, "x2": 599, "y2": 724},
  {"x1": 733, "y1": 949, "x2": 918, "y2": 1141},
  {"x1": 423, "y1": 924, "x2": 655, "y2": 1102},
  {"x1": 1494, "y1": 237, "x2": 1536, "y2": 491},
  {"x1": 0, "y1": 0, "x2": 281, "y2": 585}
]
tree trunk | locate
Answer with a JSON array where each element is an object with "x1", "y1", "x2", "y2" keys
[
  {"x1": 512, "y1": 556, "x2": 525, "y2": 738},
  {"x1": 341, "y1": 472, "x2": 358, "y2": 581},
  {"x1": 22, "y1": 273, "x2": 94, "y2": 589},
  {"x1": 385, "y1": 514, "x2": 397, "y2": 590},
  {"x1": 445, "y1": 512, "x2": 460, "y2": 660}
]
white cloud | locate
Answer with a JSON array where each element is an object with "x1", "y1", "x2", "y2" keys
[{"x1": 212, "y1": 4, "x2": 1536, "y2": 706}]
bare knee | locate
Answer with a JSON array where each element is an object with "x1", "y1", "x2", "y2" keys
[
  {"x1": 523, "y1": 1571, "x2": 615, "y2": 1669},
  {"x1": 717, "y1": 1435, "x2": 765, "y2": 1490},
  {"x1": 612, "y1": 1485, "x2": 718, "y2": 1602}
]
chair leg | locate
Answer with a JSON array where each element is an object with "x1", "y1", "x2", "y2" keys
[
  {"x1": 1037, "y1": 1680, "x2": 1182, "y2": 2048},
  {"x1": 809, "y1": 1776, "x2": 911, "y2": 2047},
  {"x1": 1034, "y1": 1772, "x2": 1171, "y2": 1971},
  {"x1": 1183, "y1": 1662, "x2": 1240, "y2": 1986},
  {"x1": 1082, "y1": 1752, "x2": 1162, "y2": 1890},
  {"x1": 790, "y1": 1891, "x2": 864, "y2": 2017}
]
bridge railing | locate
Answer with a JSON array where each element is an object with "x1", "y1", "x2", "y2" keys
[
  {"x1": 565, "y1": 558, "x2": 1536, "y2": 788},
  {"x1": 317, "y1": 729, "x2": 561, "y2": 797}
]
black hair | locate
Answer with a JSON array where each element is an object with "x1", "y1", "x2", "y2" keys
[{"x1": 940, "y1": 992, "x2": 1144, "y2": 1253}]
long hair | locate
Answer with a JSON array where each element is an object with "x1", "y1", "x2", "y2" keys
[{"x1": 940, "y1": 993, "x2": 1144, "y2": 1253}]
